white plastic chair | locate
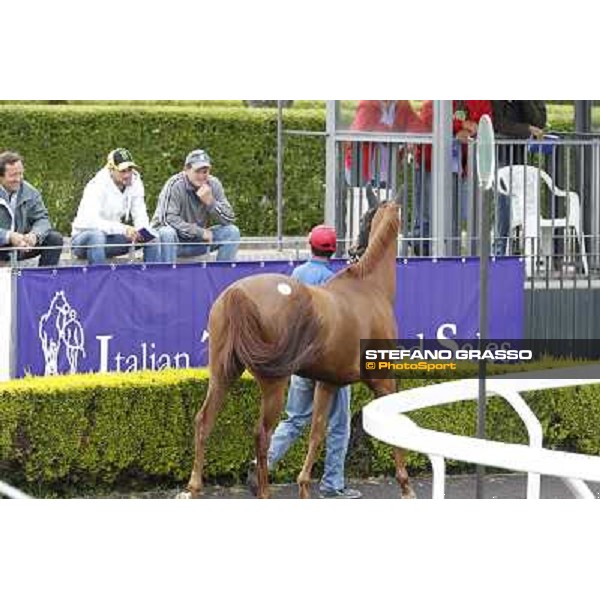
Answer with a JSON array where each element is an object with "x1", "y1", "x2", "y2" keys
[{"x1": 496, "y1": 165, "x2": 588, "y2": 276}]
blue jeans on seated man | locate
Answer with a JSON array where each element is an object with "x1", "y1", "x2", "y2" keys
[
  {"x1": 71, "y1": 229, "x2": 161, "y2": 265},
  {"x1": 267, "y1": 375, "x2": 351, "y2": 494},
  {"x1": 157, "y1": 224, "x2": 240, "y2": 262}
]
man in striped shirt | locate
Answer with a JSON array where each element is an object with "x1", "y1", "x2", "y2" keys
[{"x1": 152, "y1": 149, "x2": 240, "y2": 262}]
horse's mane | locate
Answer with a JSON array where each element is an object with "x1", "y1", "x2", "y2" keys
[{"x1": 341, "y1": 205, "x2": 399, "y2": 280}]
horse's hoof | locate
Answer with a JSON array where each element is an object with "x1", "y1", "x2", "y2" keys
[
  {"x1": 402, "y1": 487, "x2": 417, "y2": 500},
  {"x1": 175, "y1": 491, "x2": 193, "y2": 499},
  {"x1": 298, "y1": 484, "x2": 311, "y2": 499}
]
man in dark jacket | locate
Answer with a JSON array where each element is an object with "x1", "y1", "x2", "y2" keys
[
  {"x1": 493, "y1": 101, "x2": 546, "y2": 139},
  {"x1": 492, "y1": 101, "x2": 547, "y2": 255},
  {"x1": 0, "y1": 151, "x2": 63, "y2": 266}
]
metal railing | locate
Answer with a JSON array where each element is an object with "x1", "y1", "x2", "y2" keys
[
  {"x1": 0, "y1": 480, "x2": 30, "y2": 499},
  {"x1": 3, "y1": 134, "x2": 599, "y2": 279},
  {"x1": 339, "y1": 135, "x2": 600, "y2": 280},
  {"x1": 362, "y1": 376, "x2": 600, "y2": 499},
  {"x1": 0, "y1": 239, "x2": 316, "y2": 268}
]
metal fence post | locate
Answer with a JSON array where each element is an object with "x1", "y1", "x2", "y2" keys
[
  {"x1": 10, "y1": 266, "x2": 18, "y2": 379},
  {"x1": 277, "y1": 100, "x2": 284, "y2": 251},
  {"x1": 325, "y1": 101, "x2": 337, "y2": 228},
  {"x1": 431, "y1": 101, "x2": 453, "y2": 256}
]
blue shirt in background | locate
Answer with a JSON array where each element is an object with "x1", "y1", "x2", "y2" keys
[{"x1": 292, "y1": 258, "x2": 334, "y2": 286}]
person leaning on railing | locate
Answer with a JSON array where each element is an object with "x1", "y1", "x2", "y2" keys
[
  {"x1": 414, "y1": 100, "x2": 493, "y2": 256},
  {"x1": 0, "y1": 150, "x2": 63, "y2": 267},
  {"x1": 151, "y1": 149, "x2": 240, "y2": 262}
]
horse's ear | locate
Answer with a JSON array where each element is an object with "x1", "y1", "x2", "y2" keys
[{"x1": 366, "y1": 183, "x2": 379, "y2": 210}]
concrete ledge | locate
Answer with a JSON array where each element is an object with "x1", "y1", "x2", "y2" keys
[{"x1": 45, "y1": 237, "x2": 312, "y2": 267}]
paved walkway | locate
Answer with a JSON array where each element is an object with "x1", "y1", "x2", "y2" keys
[{"x1": 88, "y1": 473, "x2": 600, "y2": 499}]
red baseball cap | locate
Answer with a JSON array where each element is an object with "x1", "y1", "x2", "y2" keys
[{"x1": 309, "y1": 225, "x2": 337, "y2": 252}]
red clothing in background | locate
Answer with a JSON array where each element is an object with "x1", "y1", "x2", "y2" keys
[
  {"x1": 417, "y1": 100, "x2": 493, "y2": 172},
  {"x1": 344, "y1": 100, "x2": 425, "y2": 183}
]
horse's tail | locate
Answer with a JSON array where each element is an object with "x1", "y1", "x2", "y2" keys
[{"x1": 216, "y1": 285, "x2": 322, "y2": 381}]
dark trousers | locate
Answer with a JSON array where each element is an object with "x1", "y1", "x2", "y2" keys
[{"x1": 0, "y1": 230, "x2": 63, "y2": 266}]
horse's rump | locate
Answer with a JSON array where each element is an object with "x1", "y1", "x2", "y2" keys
[{"x1": 213, "y1": 280, "x2": 324, "y2": 381}]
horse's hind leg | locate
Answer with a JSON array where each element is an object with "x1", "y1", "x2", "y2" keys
[
  {"x1": 253, "y1": 376, "x2": 288, "y2": 499},
  {"x1": 393, "y1": 447, "x2": 416, "y2": 499},
  {"x1": 366, "y1": 378, "x2": 416, "y2": 499},
  {"x1": 178, "y1": 377, "x2": 230, "y2": 499},
  {"x1": 297, "y1": 382, "x2": 336, "y2": 499}
]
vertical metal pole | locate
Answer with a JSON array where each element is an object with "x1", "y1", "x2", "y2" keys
[
  {"x1": 575, "y1": 100, "x2": 591, "y2": 133},
  {"x1": 432, "y1": 101, "x2": 453, "y2": 256},
  {"x1": 575, "y1": 101, "x2": 593, "y2": 260},
  {"x1": 10, "y1": 266, "x2": 18, "y2": 379},
  {"x1": 325, "y1": 101, "x2": 337, "y2": 227},
  {"x1": 467, "y1": 141, "x2": 477, "y2": 255},
  {"x1": 276, "y1": 100, "x2": 284, "y2": 252},
  {"x1": 476, "y1": 183, "x2": 490, "y2": 498},
  {"x1": 592, "y1": 142, "x2": 600, "y2": 272}
]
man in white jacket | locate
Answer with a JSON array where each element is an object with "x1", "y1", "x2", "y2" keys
[{"x1": 71, "y1": 148, "x2": 160, "y2": 264}]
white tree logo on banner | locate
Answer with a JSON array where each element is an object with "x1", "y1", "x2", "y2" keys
[{"x1": 38, "y1": 290, "x2": 86, "y2": 375}]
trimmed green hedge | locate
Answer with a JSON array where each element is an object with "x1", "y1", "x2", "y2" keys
[
  {"x1": 1, "y1": 368, "x2": 600, "y2": 497},
  {"x1": 0, "y1": 100, "x2": 326, "y2": 109},
  {"x1": 0, "y1": 105, "x2": 325, "y2": 237}
]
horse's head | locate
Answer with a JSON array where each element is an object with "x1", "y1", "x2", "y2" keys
[
  {"x1": 54, "y1": 291, "x2": 70, "y2": 313},
  {"x1": 348, "y1": 187, "x2": 400, "y2": 262}
]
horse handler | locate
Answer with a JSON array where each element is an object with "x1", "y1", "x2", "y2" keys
[{"x1": 247, "y1": 225, "x2": 361, "y2": 499}]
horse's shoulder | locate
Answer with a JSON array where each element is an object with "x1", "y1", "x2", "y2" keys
[{"x1": 328, "y1": 265, "x2": 363, "y2": 288}]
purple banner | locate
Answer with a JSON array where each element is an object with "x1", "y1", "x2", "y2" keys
[
  {"x1": 16, "y1": 258, "x2": 523, "y2": 377},
  {"x1": 396, "y1": 257, "x2": 524, "y2": 340}
]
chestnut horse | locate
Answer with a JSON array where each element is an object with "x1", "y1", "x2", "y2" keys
[{"x1": 178, "y1": 194, "x2": 414, "y2": 499}]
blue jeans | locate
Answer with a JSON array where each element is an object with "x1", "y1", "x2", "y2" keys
[
  {"x1": 267, "y1": 375, "x2": 351, "y2": 493},
  {"x1": 413, "y1": 171, "x2": 431, "y2": 255},
  {"x1": 157, "y1": 224, "x2": 240, "y2": 262},
  {"x1": 71, "y1": 230, "x2": 161, "y2": 265},
  {"x1": 494, "y1": 194, "x2": 511, "y2": 255},
  {"x1": 494, "y1": 146, "x2": 515, "y2": 256},
  {"x1": 414, "y1": 171, "x2": 466, "y2": 256}
]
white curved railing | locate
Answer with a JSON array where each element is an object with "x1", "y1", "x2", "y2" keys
[
  {"x1": 362, "y1": 378, "x2": 600, "y2": 499},
  {"x1": 0, "y1": 480, "x2": 30, "y2": 499}
]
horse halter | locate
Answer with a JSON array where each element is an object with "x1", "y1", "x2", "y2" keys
[
  {"x1": 348, "y1": 205, "x2": 379, "y2": 263},
  {"x1": 348, "y1": 194, "x2": 401, "y2": 263}
]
